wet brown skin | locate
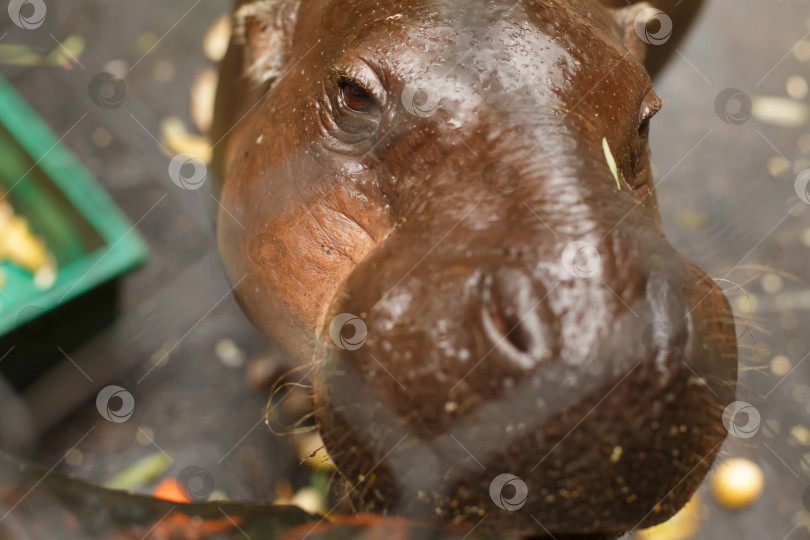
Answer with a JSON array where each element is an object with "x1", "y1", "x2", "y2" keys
[{"x1": 212, "y1": 1, "x2": 737, "y2": 538}]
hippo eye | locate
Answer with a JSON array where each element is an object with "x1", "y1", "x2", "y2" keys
[
  {"x1": 631, "y1": 90, "x2": 662, "y2": 181},
  {"x1": 638, "y1": 90, "x2": 662, "y2": 139},
  {"x1": 337, "y1": 76, "x2": 378, "y2": 113}
]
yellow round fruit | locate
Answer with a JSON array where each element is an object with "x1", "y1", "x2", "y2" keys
[{"x1": 710, "y1": 458, "x2": 764, "y2": 510}]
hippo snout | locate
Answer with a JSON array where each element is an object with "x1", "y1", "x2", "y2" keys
[{"x1": 314, "y1": 226, "x2": 736, "y2": 536}]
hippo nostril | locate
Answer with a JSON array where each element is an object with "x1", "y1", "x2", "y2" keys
[
  {"x1": 481, "y1": 268, "x2": 554, "y2": 365},
  {"x1": 486, "y1": 294, "x2": 531, "y2": 354}
]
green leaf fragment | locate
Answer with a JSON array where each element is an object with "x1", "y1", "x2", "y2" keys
[
  {"x1": 103, "y1": 452, "x2": 172, "y2": 491},
  {"x1": 602, "y1": 137, "x2": 621, "y2": 191}
]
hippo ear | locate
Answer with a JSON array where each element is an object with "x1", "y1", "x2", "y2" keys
[
  {"x1": 234, "y1": 0, "x2": 301, "y2": 85},
  {"x1": 609, "y1": 2, "x2": 669, "y2": 64}
]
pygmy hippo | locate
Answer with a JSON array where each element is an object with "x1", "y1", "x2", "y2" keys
[{"x1": 211, "y1": 1, "x2": 738, "y2": 538}]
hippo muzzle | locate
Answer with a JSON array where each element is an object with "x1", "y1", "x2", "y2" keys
[
  {"x1": 213, "y1": 0, "x2": 737, "y2": 537},
  {"x1": 315, "y1": 198, "x2": 736, "y2": 536}
]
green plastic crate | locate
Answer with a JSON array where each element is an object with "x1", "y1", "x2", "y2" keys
[{"x1": 0, "y1": 73, "x2": 148, "y2": 338}]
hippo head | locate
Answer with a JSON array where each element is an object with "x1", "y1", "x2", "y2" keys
[{"x1": 214, "y1": 0, "x2": 737, "y2": 537}]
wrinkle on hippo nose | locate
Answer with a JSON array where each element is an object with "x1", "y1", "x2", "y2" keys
[
  {"x1": 481, "y1": 266, "x2": 556, "y2": 370},
  {"x1": 643, "y1": 271, "x2": 691, "y2": 387}
]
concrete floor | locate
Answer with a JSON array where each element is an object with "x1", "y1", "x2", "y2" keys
[{"x1": 1, "y1": 0, "x2": 810, "y2": 538}]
